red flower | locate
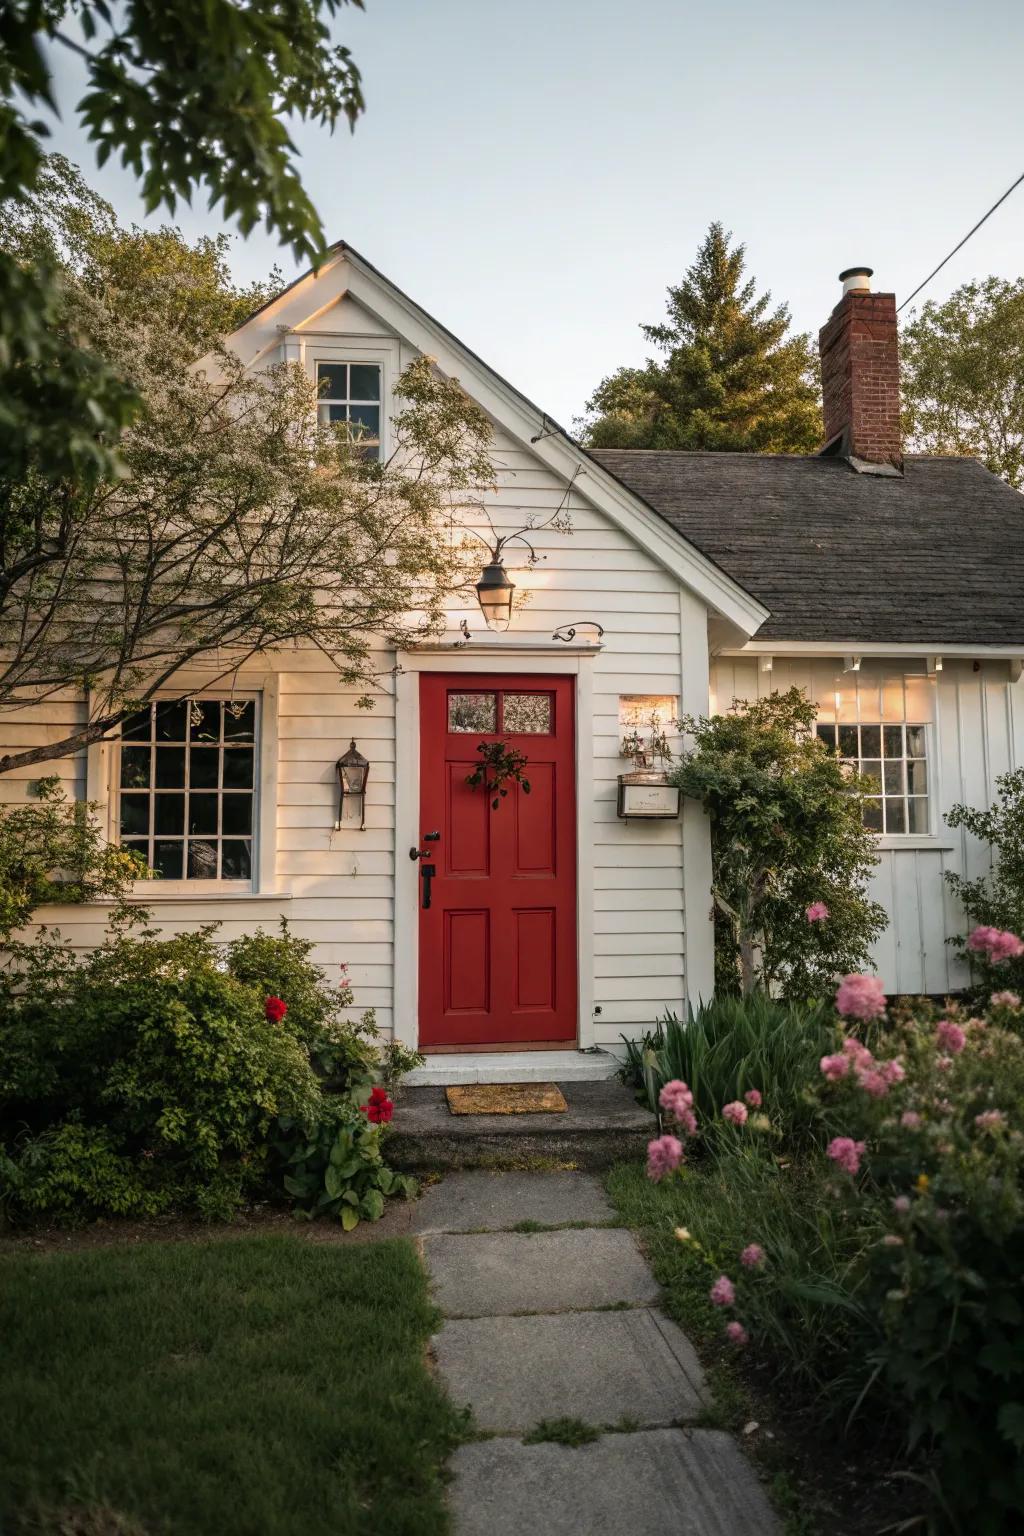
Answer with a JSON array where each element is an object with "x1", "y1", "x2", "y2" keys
[
  {"x1": 265, "y1": 995, "x2": 288, "y2": 1023},
  {"x1": 361, "y1": 1085, "x2": 394, "y2": 1124}
]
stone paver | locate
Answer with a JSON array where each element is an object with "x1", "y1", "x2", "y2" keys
[
  {"x1": 434, "y1": 1308, "x2": 704, "y2": 1431},
  {"x1": 418, "y1": 1168, "x2": 779, "y2": 1533},
  {"x1": 423, "y1": 1228, "x2": 659, "y2": 1316},
  {"x1": 449, "y1": 1429, "x2": 781, "y2": 1536},
  {"x1": 412, "y1": 1170, "x2": 612, "y2": 1233}
]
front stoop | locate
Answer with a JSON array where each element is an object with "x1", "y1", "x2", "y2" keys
[
  {"x1": 403, "y1": 1048, "x2": 621, "y2": 1088},
  {"x1": 388, "y1": 1080, "x2": 655, "y2": 1172}
]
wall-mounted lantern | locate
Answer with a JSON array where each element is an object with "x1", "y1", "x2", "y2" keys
[
  {"x1": 336, "y1": 739, "x2": 369, "y2": 829},
  {"x1": 617, "y1": 768, "x2": 681, "y2": 820},
  {"x1": 475, "y1": 561, "x2": 515, "y2": 631}
]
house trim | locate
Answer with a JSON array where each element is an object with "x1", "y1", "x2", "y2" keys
[{"x1": 392, "y1": 646, "x2": 598, "y2": 1054}]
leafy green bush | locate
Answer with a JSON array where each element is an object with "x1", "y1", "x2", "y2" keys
[
  {"x1": 946, "y1": 768, "x2": 1024, "y2": 998},
  {"x1": 0, "y1": 924, "x2": 417, "y2": 1226},
  {"x1": 622, "y1": 991, "x2": 836, "y2": 1145},
  {"x1": 0, "y1": 777, "x2": 147, "y2": 939},
  {"x1": 670, "y1": 688, "x2": 886, "y2": 998}
]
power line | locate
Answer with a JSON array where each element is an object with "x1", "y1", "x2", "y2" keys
[{"x1": 897, "y1": 169, "x2": 1024, "y2": 314}]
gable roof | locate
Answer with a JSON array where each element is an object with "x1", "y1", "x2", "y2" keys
[
  {"x1": 216, "y1": 243, "x2": 769, "y2": 639},
  {"x1": 588, "y1": 450, "x2": 1024, "y2": 648}
]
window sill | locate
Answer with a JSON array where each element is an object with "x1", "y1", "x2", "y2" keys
[
  {"x1": 875, "y1": 836, "x2": 955, "y2": 852},
  {"x1": 95, "y1": 890, "x2": 293, "y2": 905}
]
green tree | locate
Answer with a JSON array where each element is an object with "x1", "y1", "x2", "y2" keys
[
  {"x1": 0, "y1": 157, "x2": 493, "y2": 775},
  {"x1": 580, "y1": 222, "x2": 822, "y2": 452},
  {"x1": 901, "y1": 277, "x2": 1024, "y2": 490},
  {"x1": 671, "y1": 688, "x2": 886, "y2": 999},
  {"x1": 0, "y1": 0, "x2": 365, "y2": 481}
]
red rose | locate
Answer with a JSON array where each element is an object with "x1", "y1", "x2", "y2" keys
[
  {"x1": 265, "y1": 996, "x2": 288, "y2": 1023},
  {"x1": 361, "y1": 1085, "x2": 394, "y2": 1124}
]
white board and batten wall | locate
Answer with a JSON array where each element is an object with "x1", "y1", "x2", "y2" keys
[{"x1": 712, "y1": 654, "x2": 1024, "y2": 995}]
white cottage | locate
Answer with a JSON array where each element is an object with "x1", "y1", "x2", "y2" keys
[{"x1": 6, "y1": 252, "x2": 1023, "y2": 1065}]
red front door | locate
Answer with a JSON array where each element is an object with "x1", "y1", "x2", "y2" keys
[{"x1": 418, "y1": 674, "x2": 577, "y2": 1048}]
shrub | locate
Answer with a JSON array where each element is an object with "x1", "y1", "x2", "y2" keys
[
  {"x1": 0, "y1": 777, "x2": 148, "y2": 939},
  {"x1": 640, "y1": 978, "x2": 1024, "y2": 1531},
  {"x1": 622, "y1": 991, "x2": 836, "y2": 1146},
  {"x1": 0, "y1": 924, "x2": 416, "y2": 1226},
  {"x1": 946, "y1": 768, "x2": 1024, "y2": 998},
  {"x1": 670, "y1": 688, "x2": 886, "y2": 998}
]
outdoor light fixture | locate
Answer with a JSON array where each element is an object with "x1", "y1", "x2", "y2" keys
[
  {"x1": 475, "y1": 561, "x2": 515, "y2": 630},
  {"x1": 336, "y1": 739, "x2": 369, "y2": 829}
]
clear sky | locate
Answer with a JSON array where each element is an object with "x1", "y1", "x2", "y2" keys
[{"x1": 42, "y1": 0, "x2": 1024, "y2": 426}]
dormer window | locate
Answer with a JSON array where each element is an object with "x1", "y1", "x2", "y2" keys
[{"x1": 316, "y1": 362, "x2": 382, "y2": 460}]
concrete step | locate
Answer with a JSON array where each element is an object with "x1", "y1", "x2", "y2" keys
[
  {"x1": 403, "y1": 1048, "x2": 621, "y2": 1087},
  {"x1": 387, "y1": 1080, "x2": 655, "y2": 1172}
]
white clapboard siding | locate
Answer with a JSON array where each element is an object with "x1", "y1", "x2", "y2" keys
[
  {"x1": 0, "y1": 321, "x2": 695, "y2": 1048},
  {"x1": 712, "y1": 656, "x2": 1024, "y2": 995}
]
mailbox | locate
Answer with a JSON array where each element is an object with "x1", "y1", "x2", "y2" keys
[{"x1": 616, "y1": 769, "x2": 681, "y2": 820}]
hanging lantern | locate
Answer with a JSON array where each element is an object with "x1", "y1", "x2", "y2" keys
[
  {"x1": 335, "y1": 739, "x2": 370, "y2": 829},
  {"x1": 475, "y1": 561, "x2": 515, "y2": 630}
]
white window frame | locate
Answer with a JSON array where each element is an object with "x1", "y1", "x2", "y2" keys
[
  {"x1": 88, "y1": 676, "x2": 280, "y2": 898},
  {"x1": 309, "y1": 339, "x2": 398, "y2": 463},
  {"x1": 815, "y1": 719, "x2": 934, "y2": 840}
]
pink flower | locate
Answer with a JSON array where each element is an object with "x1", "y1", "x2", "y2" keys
[
  {"x1": 659, "y1": 1079, "x2": 693, "y2": 1116},
  {"x1": 709, "y1": 1275, "x2": 735, "y2": 1307},
  {"x1": 900, "y1": 1110, "x2": 922, "y2": 1130},
  {"x1": 725, "y1": 1321, "x2": 749, "y2": 1346},
  {"x1": 892, "y1": 1195, "x2": 911, "y2": 1213},
  {"x1": 881, "y1": 1234, "x2": 904, "y2": 1247},
  {"x1": 975, "y1": 1109, "x2": 1006, "y2": 1132},
  {"x1": 827, "y1": 1136, "x2": 866, "y2": 1176},
  {"x1": 935, "y1": 1019, "x2": 966, "y2": 1055},
  {"x1": 836, "y1": 974, "x2": 887, "y2": 1021},
  {"x1": 820, "y1": 1052, "x2": 850, "y2": 1082},
  {"x1": 936, "y1": 1056, "x2": 953, "y2": 1072},
  {"x1": 991, "y1": 991, "x2": 1021, "y2": 1009},
  {"x1": 744, "y1": 1089, "x2": 762, "y2": 1108},
  {"x1": 646, "y1": 1134, "x2": 684, "y2": 1182},
  {"x1": 990, "y1": 930, "x2": 1024, "y2": 962},
  {"x1": 842, "y1": 1036, "x2": 874, "y2": 1069},
  {"x1": 857, "y1": 1069, "x2": 890, "y2": 1099},
  {"x1": 740, "y1": 1243, "x2": 765, "y2": 1268},
  {"x1": 880, "y1": 1059, "x2": 906, "y2": 1085},
  {"x1": 722, "y1": 1101, "x2": 748, "y2": 1125},
  {"x1": 659, "y1": 1081, "x2": 697, "y2": 1136},
  {"x1": 968, "y1": 926, "x2": 1024, "y2": 963},
  {"x1": 806, "y1": 901, "x2": 830, "y2": 923}
]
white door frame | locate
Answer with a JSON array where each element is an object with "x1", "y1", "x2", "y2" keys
[{"x1": 392, "y1": 641, "x2": 598, "y2": 1052}]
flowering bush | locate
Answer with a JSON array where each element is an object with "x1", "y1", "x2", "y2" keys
[
  {"x1": 946, "y1": 769, "x2": 1024, "y2": 1000},
  {"x1": 0, "y1": 924, "x2": 416, "y2": 1226},
  {"x1": 642, "y1": 968, "x2": 1024, "y2": 1528}
]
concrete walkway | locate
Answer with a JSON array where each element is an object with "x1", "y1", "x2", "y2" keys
[{"x1": 414, "y1": 1171, "x2": 780, "y2": 1536}]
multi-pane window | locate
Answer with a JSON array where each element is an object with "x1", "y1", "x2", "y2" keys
[
  {"x1": 118, "y1": 699, "x2": 256, "y2": 881},
  {"x1": 815, "y1": 722, "x2": 929, "y2": 835},
  {"x1": 446, "y1": 690, "x2": 553, "y2": 734},
  {"x1": 316, "y1": 362, "x2": 382, "y2": 459}
]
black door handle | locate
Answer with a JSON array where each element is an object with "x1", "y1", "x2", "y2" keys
[{"x1": 420, "y1": 862, "x2": 436, "y2": 910}]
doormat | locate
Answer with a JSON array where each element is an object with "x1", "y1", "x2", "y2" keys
[{"x1": 445, "y1": 1083, "x2": 568, "y2": 1115}]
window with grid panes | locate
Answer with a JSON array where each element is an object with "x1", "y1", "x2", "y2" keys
[
  {"x1": 316, "y1": 362, "x2": 381, "y2": 459},
  {"x1": 118, "y1": 699, "x2": 256, "y2": 881},
  {"x1": 815, "y1": 721, "x2": 929, "y2": 835}
]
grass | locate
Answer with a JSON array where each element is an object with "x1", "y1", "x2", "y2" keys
[
  {"x1": 0, "y1": 1235, "x2": 464, "y2": 1536},
  {"x1": 522, "y1": 1417, "x2": 601, "y2": 1448}
]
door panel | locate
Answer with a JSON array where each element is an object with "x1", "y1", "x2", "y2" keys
[{"x1": 418, "y1": 674, "x2": 577, "y2": 1047}]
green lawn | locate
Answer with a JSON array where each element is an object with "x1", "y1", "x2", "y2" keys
[{"x1": 0, "y1": 1235, "x2": 462, "y2": 1536}]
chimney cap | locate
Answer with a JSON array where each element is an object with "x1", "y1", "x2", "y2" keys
[{"x1": 839, "y1": 266, "x2": 873, "y2": 294}]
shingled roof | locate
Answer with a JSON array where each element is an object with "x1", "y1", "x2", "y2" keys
[{"x1": 588, "y1": 450, "x2": 1024, "y2": 646}]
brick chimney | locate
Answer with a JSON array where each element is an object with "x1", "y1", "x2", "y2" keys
[{"x1": 818, "y1": 267, "x2": 902, "y2": 470}]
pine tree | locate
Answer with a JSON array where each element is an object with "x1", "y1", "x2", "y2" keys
[{"x1": 581, "y1": 222, "x2": 822, "y2": 453}]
